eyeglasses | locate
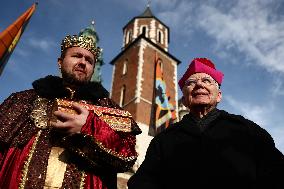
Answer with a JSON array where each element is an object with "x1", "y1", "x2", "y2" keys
[{"x1": 184, "y1": 77, "x2": 217, "y2": 87}]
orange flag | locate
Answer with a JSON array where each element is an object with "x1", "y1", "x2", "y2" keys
[{"x1": 0, "y1": 3, "x2": 37, "y2": 75}]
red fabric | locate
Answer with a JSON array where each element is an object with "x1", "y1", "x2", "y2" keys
[
  {"x1": 178, "y1": 58, "x2": 224, "y2": 89},
  {"x1": 194, "y1": 58, "x2": 216, "y2": 69},
  {"x1": 85, "y1": 174, "x2": 107, "y2": 189},
  {"x1": 81, "y1": 112, "x2": 136, "y2": 157},
  {"x1": 75, "y1": 112, "x2": 137, "y2": 188},
  {"x1": 0, "y1": 136, "x2": 35, "y2": 189}
]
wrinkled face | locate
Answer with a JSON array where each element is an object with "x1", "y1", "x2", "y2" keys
[
  {"x1": 58, "y1": 47, "x2": 95, "y2": 85},
  {"x1": 182, "y1": 73, "x2": 222, "y2": 109}
]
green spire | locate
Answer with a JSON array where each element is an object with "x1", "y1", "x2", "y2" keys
[{"x1": 79, "y1": 21, "x2": 104, "y2": 83}]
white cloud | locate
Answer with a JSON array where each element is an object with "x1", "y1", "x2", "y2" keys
[
  {"x1": 196, "y1": 0, "x2": 284, "y2": 73},
  {"x1": 15, "y1": 48, "x2": 30, "y2": 57},
  {"x1": 28, "y1": 37, "x2": 56, "y2": 52},
  {"x1": 270, "y1": 127, "x2": 284, "y2": 149},
  {"x1": 157, "y1": 0, "x2": 284, "y2": 74},
  {"x1": 224, "y1": 95, "x2": 284, "y2": 153},
  {"x1": 270, "y1": 126, "x2": 284, "y2": 153},
  {"x1": 159, "y1": 0, "x2": 284, "y2": 96},
  {"x1": 224, "y1": 95, "x2": 271, "y2": 126},
  {"x1": 12, "y1": 37, "x2": 55, "y2": 58},
  {"x1": 157, "y1": 1, "x2": 195, "y2": 37},
  {"x1": 271, "y1": 76, "x2": 284, "y2": 96}
]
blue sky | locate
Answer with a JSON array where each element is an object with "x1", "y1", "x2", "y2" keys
[{"x1": 1, "y1": 0, "x2": 284, "y2": 153}]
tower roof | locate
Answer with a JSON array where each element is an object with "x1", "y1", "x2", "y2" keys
[
  {"x1": 79, "y1": 21, "x2": 104, "y2": 83},
  {"x1": 79, "y1": 21, "x2": 99, "y2": 48},
  {"x1": 139, "y1": 6, "x2": 154, "y2": 18},
  {"x1": 123, "y1": 6, "x2": 168, "y2": 32}
]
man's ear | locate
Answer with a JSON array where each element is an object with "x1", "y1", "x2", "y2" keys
[
  {"x1": 58, "y1": 58, "x2": 62, "y2": 69},
  {"x1": 217, "y1": 89, "x2": 222, "y2": 103},
  {"x1": 181, "y1": 96, "x2": 187, "y2": 107}
]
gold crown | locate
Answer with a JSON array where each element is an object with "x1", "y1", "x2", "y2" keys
[{"x1": 61, "y1": 35, "x2": 102, "y2": 62}]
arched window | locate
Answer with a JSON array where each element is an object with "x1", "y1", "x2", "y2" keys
[
  {"x1": 140, "y1": 25, "x2": 148, "y2": 37},
  {"x1": 158, "y1": 59, "x2": 163, "y2": 72},
  {"x1": 122, "y1": 59, "x2": 128, "y2": 75},
  {"x1": 142, "y1": 26, "x2": 146, "y2": 35},
  {"x1": 120, "y1": 85, "x2": 126, "y2": 107},
  {"x1": 157, "y1": 30, "x2": 164, "y2": 44},
  {"x1": 126, "y1": 30, "x2": 133, "y2": 44}
]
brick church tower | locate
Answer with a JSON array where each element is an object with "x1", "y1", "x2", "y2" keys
[{"x1": 110, "y1": 5, "x2": 180, "y2": 187}]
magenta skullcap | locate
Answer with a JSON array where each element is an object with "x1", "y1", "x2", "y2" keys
[{"x1": 178, "y1": 58, "x2": 224, "y2": 90}]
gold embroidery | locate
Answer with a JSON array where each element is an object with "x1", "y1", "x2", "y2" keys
[
  {"x1": 44, "y1": 147, "x2": 68, "y2": 188},
  {"x1": 55, "y1": 98, "x2": 133, "y2": 132},
  {"x1": 65, "y1": 87, "x2": 76, "y2": 99},
  {"x1": 19, "y1": 130, "x2": 42, "y2": 189},
  {"x1": 71, "y1": 134, "x2": 137, "y2": 162},
  {"x1": 30, "y1": 98, "x2": 50, "y2": 129},
  {"x1": 80, "y1": 171, "x2": 86, "y2": 189},
  {"x1": 64, "y1": 134, "x2": 137, "y2": 172},
  {"x1": 94, "y1": 137, "x2": 137, "y2": 161},
  {"x1": 100, "y1": 114, "x2": 132, "y2": 132}
]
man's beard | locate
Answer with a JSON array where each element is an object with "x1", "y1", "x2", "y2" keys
[{"x1": 61, "y1": 69, "x2": 91, "y2": 86}]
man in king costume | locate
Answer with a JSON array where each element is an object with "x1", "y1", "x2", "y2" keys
[{"x1": 0, "y1": 31, "x2": 141, "y2": 188}]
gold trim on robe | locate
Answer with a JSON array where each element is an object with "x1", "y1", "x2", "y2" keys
[
  {"x1": 44, "y1": 147, "x2": 68, "y2": 189},
  {"x1": 55, "y1": 98, "x2": 133, "y2": 132}
]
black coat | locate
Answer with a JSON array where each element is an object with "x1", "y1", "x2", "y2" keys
[{"x1": 128, "y1": 109, "x2": 284, "y2": 189}]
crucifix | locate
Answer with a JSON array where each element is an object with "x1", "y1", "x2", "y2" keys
[{"x1": 147, "y1": 0, "x2": 151, "y2": 7}]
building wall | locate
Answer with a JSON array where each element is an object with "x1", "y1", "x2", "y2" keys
[
  {"x1": 112, "y1": 39, "x2": 178, "y2": 126},
  {"x1": 111, "y1": 46, "x2": 139, "y2": 119}
]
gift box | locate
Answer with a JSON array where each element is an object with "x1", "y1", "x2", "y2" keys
[{"x1": 54, "y1": 98, "x2": 133, "y2": 132}]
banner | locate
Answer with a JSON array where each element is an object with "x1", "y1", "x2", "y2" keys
[
  {"x1": 0, "y1": 3, "x2": 37, "y2": 75},
  {"x1": 149, "y1": 52, "x2": 176, "y2": 136}
]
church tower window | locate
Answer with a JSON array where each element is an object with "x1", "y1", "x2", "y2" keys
[
  {"x1": 126, "y1": 30, "x2": 133, "y2": 44},
  {"x1": 142, "y1": 26, "x2": 146, "y2": 35},
  {"x1": 122, "y1": 59, "x2": 128, "y2": 75},
  {"x1": 120, "y1": 85, "x2": 126, "y2": 107},
  {"x1": 157, "y1": 30, "x2": 164, "y2": 44}
]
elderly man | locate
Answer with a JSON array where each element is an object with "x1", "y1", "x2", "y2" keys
[
  {"x1": 127, "y1": 58, "x2": 284, "y2": 189},
  {"x1": 0, "y1": 34, "x2": 141, "y2": 189}
]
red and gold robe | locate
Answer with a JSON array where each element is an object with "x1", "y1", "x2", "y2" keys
[{"x1": 0, "y1": 76, "x2": 141, "y2": 189}]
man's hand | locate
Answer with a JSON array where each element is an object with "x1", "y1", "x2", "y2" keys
[{"x1": 50, "y1": 102, "x2": 89, "y2": 135}]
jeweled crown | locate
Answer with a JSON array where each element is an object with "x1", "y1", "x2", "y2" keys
[{"x1": 61, "y1": 35, "x2": 102, "y2": 62}]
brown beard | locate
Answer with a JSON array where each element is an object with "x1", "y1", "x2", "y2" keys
[{"x1": 61, "y1": 69, "x2": 90, "y2": 86}]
